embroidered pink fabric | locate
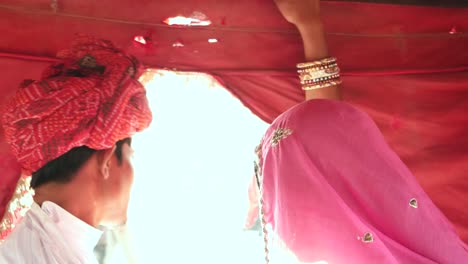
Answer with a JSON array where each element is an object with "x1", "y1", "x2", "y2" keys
[{"x1": 259, "y1": 99, "x2": 468, "y2": 263}]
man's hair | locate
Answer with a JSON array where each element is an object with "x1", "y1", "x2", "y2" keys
[{"x1": 30, "y1": 138, "x2": 132, "y2": 189}]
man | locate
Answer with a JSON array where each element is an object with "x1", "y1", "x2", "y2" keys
[{"x1": 0, "y1": 36, "x2": 152, "y2": 263}]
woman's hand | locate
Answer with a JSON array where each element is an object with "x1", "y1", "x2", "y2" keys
[
  {"x1": 274, "y1": 0, "x2": 342, "y2": 101},
  {"x1": 274, "y1": 0, "x2": 321, "y2": 27}
]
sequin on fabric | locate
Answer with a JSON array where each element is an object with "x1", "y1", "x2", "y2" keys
[
  {"x1": 409, "y1": 198, "x2": 418, "y2": 208},
  {"x1": 362, "y1": 232, "x2": 374, "y2": 243}
]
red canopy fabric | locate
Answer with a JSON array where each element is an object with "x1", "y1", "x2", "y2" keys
[{"x1": 0, "y1": 1, "x2": 467, "y2": 242}]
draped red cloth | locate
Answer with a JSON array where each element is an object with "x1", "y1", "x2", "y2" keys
[{"x1": 0, "y1": 1, "x2": 467, "y2": 243}]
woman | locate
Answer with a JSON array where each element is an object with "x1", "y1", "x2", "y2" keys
[{"x1": 254, "y1": 0, "x2": 468, "y2": 263}]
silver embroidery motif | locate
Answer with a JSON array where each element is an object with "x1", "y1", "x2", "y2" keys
[
  {"x1": 409, "y1": 198, "x2": 418, "y2": 208},
  {"x1": 254, "y1": 144, "x2": 262, "y2": 188},
  {"x1": 270, "y1": 128, "x2": 293, "y2": 147}
]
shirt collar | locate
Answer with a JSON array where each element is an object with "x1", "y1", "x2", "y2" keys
[{"x1": 41, "y1": 201, "x2": 103, "y2": 261}]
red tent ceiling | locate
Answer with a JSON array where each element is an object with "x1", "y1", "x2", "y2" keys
[
  {"x1": 0, "y1": 0, "x2": 467, "y2": 242},
  {"x1": 1, "y1": 0, "x2": 468, "y2": 70}
]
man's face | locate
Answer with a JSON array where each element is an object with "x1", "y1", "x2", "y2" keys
[{"x1": 102, "y1": 142, "x2": 135, "y2": 225}]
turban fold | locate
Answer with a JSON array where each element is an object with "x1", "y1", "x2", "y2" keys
[{"x1": 1, "y1": 35, "x2": 152, "y2": 175}]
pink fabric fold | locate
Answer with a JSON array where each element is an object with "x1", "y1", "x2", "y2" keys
[{"x1": 259, "y1": 99, "x2": 468, "y2": 263}]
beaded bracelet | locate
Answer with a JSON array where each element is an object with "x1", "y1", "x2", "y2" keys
[{"x1": 297, "y1": 57, "x2": 342, "y2": 90}]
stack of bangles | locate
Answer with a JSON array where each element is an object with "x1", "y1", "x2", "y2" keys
[{"x1": 297, "y1": 57, "x2": 342, "y2": 90}]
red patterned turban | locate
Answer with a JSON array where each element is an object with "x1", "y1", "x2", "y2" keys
[{"x1": 1, "y1": 36, "x2": 152, "y2": 175}]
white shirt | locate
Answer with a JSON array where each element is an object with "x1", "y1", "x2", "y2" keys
[{"x1": 0, "y1": 201, "x2": 103, "y2": 264}]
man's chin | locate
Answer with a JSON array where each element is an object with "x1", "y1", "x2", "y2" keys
[{"x1": 100, "y1": 215, "x2": 128, "y2": 228}]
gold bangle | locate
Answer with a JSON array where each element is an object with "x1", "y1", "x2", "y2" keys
[
  {"x1": 301, "y1": 74, "x2": 341, "y2": 85},
  {"x1": 297, "y1": 63, "x2": 338, "y2": 74},
  {"x1": 297, "y1": 57, "x2": 337, "y2": 69},
  {"x1": 297, "y1": 57, "x2": 342, "y2": 91},
  {"x1": 299, "y1": 66, "x2": 340, "y2": 83},
  {"x1": 302, "y1": 79, "x2": 342, "y2": 91}
]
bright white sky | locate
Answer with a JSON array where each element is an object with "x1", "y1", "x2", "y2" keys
[{"x1": 122, "y1": 70, "x2": 268, "y2": 263}]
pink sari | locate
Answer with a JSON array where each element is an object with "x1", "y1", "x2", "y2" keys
[{"x1": 257, "y1": 99, "x2": 468, "y2": 264}]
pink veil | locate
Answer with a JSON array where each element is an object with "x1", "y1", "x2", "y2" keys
[{"x1": 257, "y1": 99, "x2": 468, "y2": 264}]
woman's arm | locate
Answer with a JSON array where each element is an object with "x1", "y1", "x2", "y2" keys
[{"x1": 275, "y1": 0, "x2": 342, "y2": 101}]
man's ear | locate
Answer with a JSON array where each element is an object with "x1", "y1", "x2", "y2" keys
[{"x1": 97, "y1": 146, "x2": 116, "y2": 180}]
